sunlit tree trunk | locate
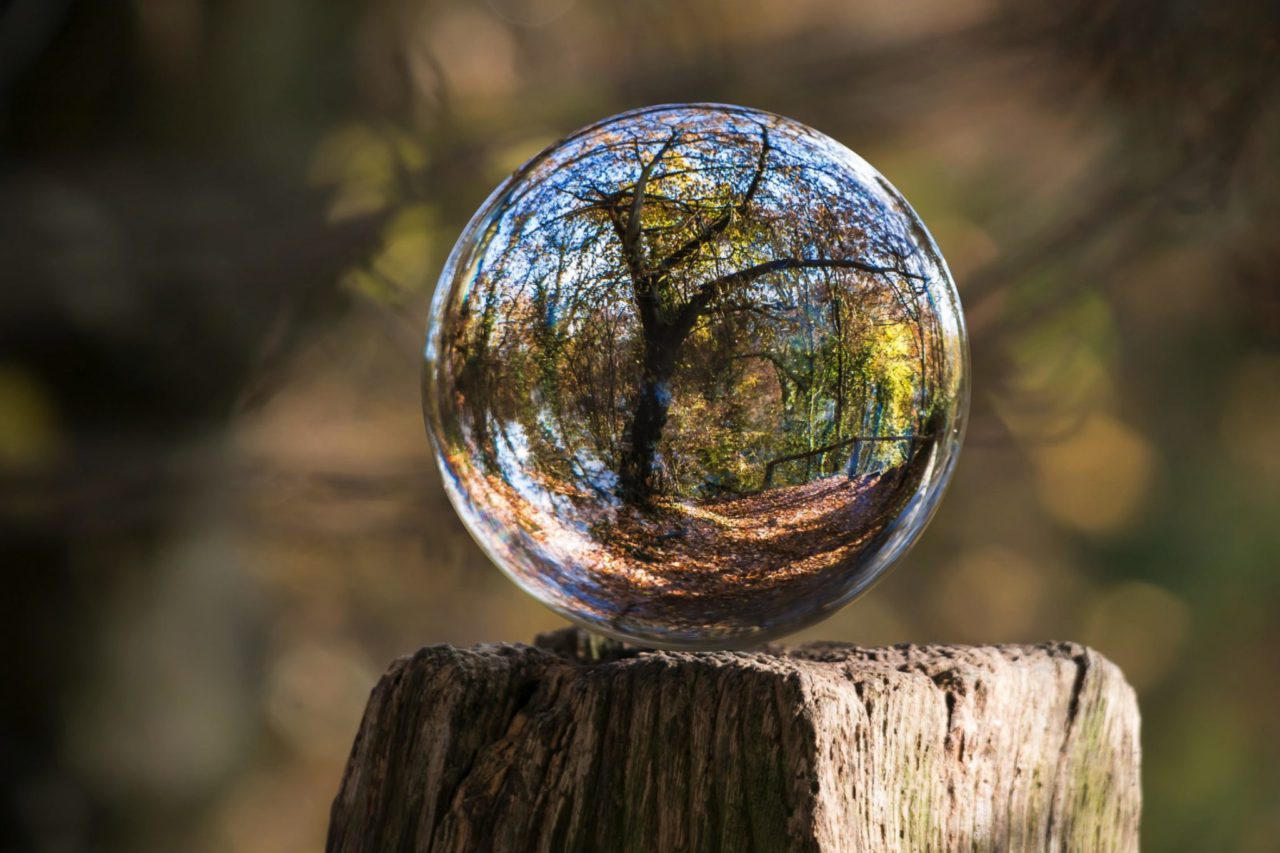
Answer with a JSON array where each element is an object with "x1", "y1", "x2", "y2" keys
[
  {"x1": 832, "y1": 297, "x2": 845, "y2": 469},
  {"x1": 618, "y1": 327, "x2": 681, "y2": 503}
]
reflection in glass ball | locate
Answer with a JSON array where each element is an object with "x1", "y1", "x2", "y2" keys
[{"x1": 424, "y1": 104, "x2": 968, "y2": 648}]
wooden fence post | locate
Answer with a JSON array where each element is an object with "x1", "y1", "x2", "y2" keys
[{"x1": 328, "y1": 628, "x2": 1140, "y2": 852}]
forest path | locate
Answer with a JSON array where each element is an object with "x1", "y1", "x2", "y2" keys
[
  {"x1": 583, "y1": 468, "x2": 913, "y2": 636},
  {"x1": 613, "y1": 470, "x2": 905, "y2": 576},
  {"x1": 451, "y1": 447, "x2": 921, "y2": 640}
]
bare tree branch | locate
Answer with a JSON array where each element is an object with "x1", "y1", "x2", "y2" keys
[
  {"x1": 677, "y1": 256, "x2": 920, "y2": 335},
  {"x1": 623, "y1": 129, "x2": 680, "y2": 266},
  {"x1": 653, "y1": 126, "x2": 772, "y2": 277}
]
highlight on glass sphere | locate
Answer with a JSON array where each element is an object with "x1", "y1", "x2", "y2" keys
[{"x1": 423, "y1": 104, "x2": 968, "y2": 648}]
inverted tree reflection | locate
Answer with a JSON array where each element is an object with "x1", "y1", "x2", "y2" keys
[{"x1": 428, "y1": 105, "x2": 965, "y2": 641}]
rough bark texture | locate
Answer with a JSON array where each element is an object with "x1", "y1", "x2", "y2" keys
[{"x1": 328, "y1": 629, "x2": 1140, "y2": 852}]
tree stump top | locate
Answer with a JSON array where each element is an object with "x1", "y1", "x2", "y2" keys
[{"x1": 329, "y1": 629, "x2": 1140, "y2": 852}]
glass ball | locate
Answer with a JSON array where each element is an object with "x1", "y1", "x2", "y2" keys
[{"x1": 423, "y1": 104, "x2": 968, "y2": 648}]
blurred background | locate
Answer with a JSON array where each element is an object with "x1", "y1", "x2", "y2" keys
[{"x1": 1, "y1": 0, "x2": 1276, "y2": 850}]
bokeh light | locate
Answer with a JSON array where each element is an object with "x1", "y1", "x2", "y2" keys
[{"x1": 3, "y1": 2, "x2": 1278, "y2": 851}]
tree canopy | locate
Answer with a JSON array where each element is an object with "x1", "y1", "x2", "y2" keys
[{"x1": 432, "y1": 105, "x2": 963, "y2": 517}]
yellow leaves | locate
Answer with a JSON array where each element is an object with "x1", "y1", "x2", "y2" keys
[
  {"x1": 871, "y1": 324, "x2": 917, "y2": 401},
  {"x1": 1030, "y1": 412, "x2": 1157, "y2": 534},
  {"x1": 860, "y1": 322, "x2": 918, "y2": 437},
  {"x1": 665, "y1": 386, "x2": 770, "y2": 490},
  {"x1": 871, "y1": 319, "x2": 914, "y2": 363}
]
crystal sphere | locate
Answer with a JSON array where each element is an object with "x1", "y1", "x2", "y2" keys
[{"x1": 424, "y1": 104, "x2": 968, "y2": 648}]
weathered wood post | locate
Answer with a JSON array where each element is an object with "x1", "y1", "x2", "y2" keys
[{"x1": 328, "y1": 628, "x2": 1140, "y2": 852}]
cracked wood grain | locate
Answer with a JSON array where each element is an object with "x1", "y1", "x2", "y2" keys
[{"x1": 328, "y1": 629, "x2": 1140, "y2": 852}]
